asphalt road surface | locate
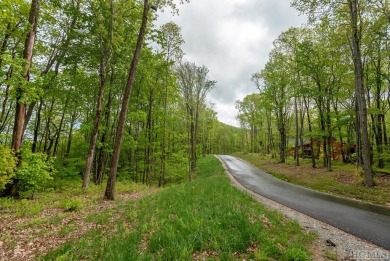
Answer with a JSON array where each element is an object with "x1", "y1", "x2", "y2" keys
[{"x1": 217, "y1": 155, "x2": 390, "y2": 250}]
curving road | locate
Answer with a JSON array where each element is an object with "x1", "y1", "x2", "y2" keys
[{"x1": 217, "y1": 155, "x2": 390, "y2": 250}]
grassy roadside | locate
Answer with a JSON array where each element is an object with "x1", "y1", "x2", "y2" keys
[
  {"x1": 233, "y1": 153, "x2": 390, "y2": 207},
  {"x1": 41, "y1": 156, "x2": 315, "y2": 260}
]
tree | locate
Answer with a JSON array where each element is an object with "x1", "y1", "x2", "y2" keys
[
  {"x1": 348, "y1": 0, "x2": 374, "y2": 186},
  {"x1": 104, "y1": 0, "x2": 151, "y2": 200},
  {"x1": 260, "y1": 50, "x2": 292, "y2": 163},
  {"x1": 83, "y1": 0, "x2": 114, "y2": 189},
  {"x1": 2, "y1": 0, "x2": 40, "y2": 197},
  {"x1": 157, "y1": 21, "x2": 184, "y2": 187},
  {"x1": 177, "y1": 61, "x2": 215, "y2": 180},
  {"x1": 11, "y1": 0, "x2": 40, "y2": 152},
  {"x1": 251, "y1": 73, "x2": 275, "y2": 156},
  {"x1": 235, "y1": 94, "x2": 265, "y2": 153}
]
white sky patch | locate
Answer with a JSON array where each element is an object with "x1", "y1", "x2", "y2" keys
[
  {"x1": 156, "y1": 0, "x2": 307, "y2": 127},
  {"x1": 211, "y1": 100, "x2": 239, "y2": 127}
]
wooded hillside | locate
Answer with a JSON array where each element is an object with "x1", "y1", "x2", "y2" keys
[{"x1": 0, "y1": 0, "x2": 242, "y2": 199}]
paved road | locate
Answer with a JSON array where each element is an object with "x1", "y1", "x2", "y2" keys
[{"x1": 217, "y1": 155, "x2": 390, "y2": 250}]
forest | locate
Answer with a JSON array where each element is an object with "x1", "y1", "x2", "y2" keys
[
  {"x1": 236, "y1": 0, "x2": 390, "y2": 187},
  {"x1": 0, "y1": 0, "x2": 389, "y2": 198},
  {"x1": 1, "y1": 0, "x2": 390, "y2": 260},
  {"x1": 0, "y1": 0, "x2": 244, "y2": 199}
]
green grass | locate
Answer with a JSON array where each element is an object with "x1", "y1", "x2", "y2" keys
[{"x1": 42, "y1": 156, "x2": 315, "y2": 260}]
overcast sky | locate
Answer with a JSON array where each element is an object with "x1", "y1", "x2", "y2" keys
[{"x1": 156, "y1": 0, "x2": 307, "y2": 126}]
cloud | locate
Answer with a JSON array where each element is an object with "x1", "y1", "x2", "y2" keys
[{"x1": 157, "y1": 0, "x2": 306, "y2": 126}]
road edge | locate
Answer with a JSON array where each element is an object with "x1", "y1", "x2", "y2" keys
[
  {"x1": 215, "y1": 155, "x2": 389, "y2": 261},
  {"x1": 233, "y1": 155, "x2": 390, "y2": 212}
]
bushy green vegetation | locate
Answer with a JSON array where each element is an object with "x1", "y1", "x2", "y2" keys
[
  {"x1": 16, "y1": 147, "x2": 55, "y2": 194},
  {"x1": 42, "y1": 156, "x2": 315, "y2": 260},
  {"x1": 0, "y1": 144, "x2": 55, "y2": 196},
  {"x1": 0, "y1": 144, "x2": 16, "y2": 190}
]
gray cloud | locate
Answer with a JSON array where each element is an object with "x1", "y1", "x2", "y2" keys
[{"x1": 157, "y1": 0, "x2": 306, "y2": 126}]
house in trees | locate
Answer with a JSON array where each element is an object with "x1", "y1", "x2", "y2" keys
[{"x1": 289, "y1": 138, "x2": 356, "y2": 161}]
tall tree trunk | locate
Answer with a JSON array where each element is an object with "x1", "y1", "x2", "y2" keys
[
  {"x1": 145, "y1": 88, "x2": 154, "y2": 186},
  {"x1": 0, "y1": 75, "x2": 13, "y2": 134},
  {"x1": 193, "y1": 107, "x2": 200, "y2": 170},
  {"x1": 303, "y1": 96, "x2": 316, "y2": 168},
  {"x1": 348, "y1": 0, "x2": 374, "y2": 186},
  {"x1": 334, "y1": 97, "x2": 347, "y2": 163},
  {"x1": 11, "y1": 0, "x2": 40, "y2": 152},
  {"x1": 105, "y1": 0, "x2": 150, "y2": 200},
  {"x1": 294, "y1": 95, "x2": 300, "y2": 166},
  {"x1": 32, "y1": 99, "x2": 43, "y2": 153},
  {"x1": 325, "y1": 97, "x2": 332, "y2": 171},
  {"x1": 65, "y1": 109, "x2": 77, "y2": 158},
  {"x1": 278, "y1": 108, "x2": 287, "y2": 163},
  {"x1": 52, "y1": 97, "x2": 68, "y2": 157},
  {"x1": 266, "y1": 110, "x2": 272, "y2": 155},
  {"x1": 83, "y1": 51, "x2": 109, "y2": 188},
  {"x1": 43, "y1": 98, "x2": 55, "y2": 154},
  {"x1": 381, "y1": 114, "x2": 388, "y2": 146},
  {"x1": 189, "y1": 112, "x2": 196, "y2": 179},
  {"x1": 0, "y1": 67, "x2": 13, "y2": 133},
  {"x1": 24, "y1": 1, "x2": 80, "y2": 132},
  {"x1": 373, "y1": 48, "x2": 384, "y2": 168},
  {"x1": 96, "y1": 85, "x2": 113, "y2": 185},
  {"x1": 299, "y1": 98, "x2": 305, "y2": 160},
  {"x1": 159, "y1": 55, "x2": 170, "y2": 187},
  {"x1": 83, "y1": 0, "x2": 113, "y2": 189}
]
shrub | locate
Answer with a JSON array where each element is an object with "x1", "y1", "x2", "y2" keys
[
  {"x1": 0, "y1": 144, "x2": 17, "y2": 190},
  {"x1": 16, "y1": 147, "x2": 55, "y2": 193}
]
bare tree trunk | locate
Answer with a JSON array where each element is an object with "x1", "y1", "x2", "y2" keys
[
  {"x1": 105, "y1": 0, "x2": 150, "y2": 200},
  {"x1": 159, "y1": 55, "x2": 170, "y2": 187},
  {"x1": 278, "y1": 109, "x2": 287, "y2": 164},
  {"x1": 373, "y1": 49, "x2": 384, "y2": 168},
  {"x1": 52, "y1": 97, "x2": 68, "y2": 157},
  {"x1": 65, "y1": 109, "x2": 77, "y2": 158},
  {"x1": 294, "y1": 95, "x2": 300, "y2": 166},
  {"x1": 0, "y1": 79, "x2": 13, "y2": 134},
  {"x1": 381, "y1": 114, "x2": 388, "y2": 146},
  {"x1": 266, "y1": 110, "x2": 272, "y2": 155},
  {"x1": 83, "y1": 52, "x2": 109, "y2": 188},
  {"x1": 0, "y1": 68, "x2": 12, "y2": 133},
  {"x1": 303, "y1": 96, "x2": 316, "y2": 168},
  {"x1": 83, "y1": 0, "x2": 113, "y2": 189},
  {"x1": 326, "y1": 97, "x2": 332, "y2": 171},
  {"x1": 43, "y1": 98, "x2": 55, "y2": 154},
  {"x1": 348, "y1": 0, "x2": 374, "y2": 186},
  {"x1": 299, "y1": 97, "x2": 305, "y2": 158},
  {"x1": 96, "y1": 86, "x2": 113, "y2": 185},
  {"x1": 145, "y1": 88, "x2": 154, "y2": 186},
  {"x1": 32, "y1": 99, "x2": 43, "y2": 153}
]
